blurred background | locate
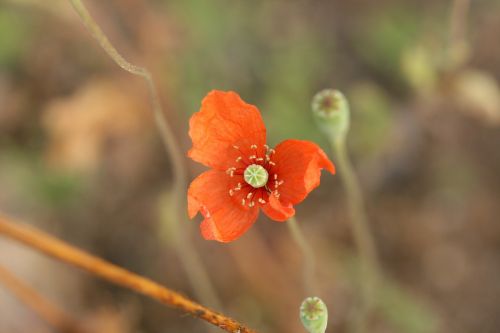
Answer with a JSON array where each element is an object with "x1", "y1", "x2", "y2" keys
[{"x1": 1, "y1": 0, "x2": 500, "y2": 332}]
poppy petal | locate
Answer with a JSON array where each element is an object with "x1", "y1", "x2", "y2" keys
[
  {"x1": 271, "y1": 139, "x2": 335, "y2": 205},
  {"x1": 188, "y1": 90, "x2": 267, "y2": 170},
  {"x1": 188, "y1": 170, "x2": 259, "y2": 242},
  {"x1": 261, "y1": 194, "x2": 295, "y2": 222}
]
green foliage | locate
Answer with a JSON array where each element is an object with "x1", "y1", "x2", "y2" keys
[
  {"x1": 0, "y1": 149, "x2": 83, "y2": 208},
  {"x1": 261, "y1": 28, "x2": 328, "y2": 145},
  {"x1": 401, "y1": 44, "x2": 440, "y2": 95},
  {"x1": 0, "y1": 7, "x2": 31, "y2": 68},
  {"x1": 377, "y1": 281, "x2": 439, "y2": 333},
  {"x1": 353, "y1": 6, "x2": 423, "y2": 84},
  {"x1": 164, "y1": 0, "x2": 263, "y2": 114},
  {"x1": 345, "y1": 254, "x2": 439, "y2": 333},
  {"x1": 163, "y1": 0, "x2": 332, "y2": 147},
  {"x1": 347, "y1": 81, "x2": 393, "y2": 157}
]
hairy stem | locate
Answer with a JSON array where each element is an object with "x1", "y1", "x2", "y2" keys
[
  {"x1": 0, "y1": 215, "x2": 257, "y2": 333},
  {"x1": 331, "y1": 137, "x2": 379, "y2": 333},
  {"x1": 0, "y1": 264, "x2": 82, "y2": 333},
  {"x1": 67, "y1": 0, "x2": 221, "y2": 310},
  {"x1": 287, "y1": 216, "x2": 318, "y2": 296}
]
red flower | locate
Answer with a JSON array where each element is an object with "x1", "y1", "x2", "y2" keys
[{"x1": 187, "y1": 91, "x2": 335, "y2": 242}]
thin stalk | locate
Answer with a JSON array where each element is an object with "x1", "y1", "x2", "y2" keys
[
  {"x1": 330, "y1": 137, "x2": 379, "y2": 333},
  {"x1": 67, "y1": 0, "x2": 221, "y2": 310},
  {"x1": 0, "y1": 264, "x2": 82, "y2": 333},
  {"x1": 0, "y1": 215, "x2": 257, "y2": 333},
  {"x1": 287, "y1": 216, "x2": 318, "y2": 296},
  {"x1": 450, "y1": 0, "x2": 470, "y2": 49},
  {"x1": 68, "y1": 0, "x2": 181, "y2": 174},
  {"x1": 447, "y1": 0, "x2": 471, "y2": 69}
]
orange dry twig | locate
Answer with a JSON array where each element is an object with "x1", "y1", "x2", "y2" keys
[
  {"x1": 0, "y1": 215, "x2": 257, "y2": 333},
  {"x1": 0, "y1": 264, "x2": 82, "y2": 333}
]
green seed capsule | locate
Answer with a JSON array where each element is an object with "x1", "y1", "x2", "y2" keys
[
  {"x1": 243, "y1": 164, "x2": 269, "y2": 188},
  {"x1": 312, "y1": 89, "x2": 350, "y2": 142},
  {"x1": 300, "y1": 297, "x2": 328, "y2": 333}
]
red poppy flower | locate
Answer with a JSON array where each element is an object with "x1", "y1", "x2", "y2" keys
[{"x1": 187, "y1": 90, "x2": 335, "y2": 242}]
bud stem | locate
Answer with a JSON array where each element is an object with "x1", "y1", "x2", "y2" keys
[
  {"x1": 330, "y1": 135, "x2": 380, "y2": 333},
  {"x1": 287, "y1": 216, "x2": 318, "y2": 296}
]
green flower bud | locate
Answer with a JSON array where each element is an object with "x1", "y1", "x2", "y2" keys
[
  {"x1": 312, "y1": 89, "x2": 350, "y2": 142},
  {"x1": 300, "y1": 297, "x2": 328, "y2": 333}
]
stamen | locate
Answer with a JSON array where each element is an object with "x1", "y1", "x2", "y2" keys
[
  {"x1": 273, "y1": 179, "x2": 284, "y2": 188},
  {"x1": 250, "y1": 144, "x2": 258, "y2": 149},
  {"x1": 256, "y1": 157, "x2": 264, "y2": 162},
  {"x1": 246, "y1": 192, "x2": 253, "y2": 199},
  {"x1": 258, "y1": 198, "x2": 266, "y2": 204},
  {"x1": 264, "y1": 144, "x2": 269, "y2": 150},
  {"x1": 226, "y1": 167, "x2": 236, "y2": 177},
  {"x1": 241, "y1": 199, "x2": 246, "y2": 206},
  {"x1": 249, "y1": 155, "x2": 257, "y2": 160},
  {"x1": 269, "y1": 161, "x2": 276, "y2": 166},
  {"x1": 236, "y1": 156, "x2": 243, "y2": 162},
  {"x1": 233, "y1": 145, "x2": 239, "y2": 150},
  {"x1": 249, "y1": 201, "x2": 255, "y2": 207},
  {"x1": 229, "y1": 189, "x2": 234, "y2": 196}
]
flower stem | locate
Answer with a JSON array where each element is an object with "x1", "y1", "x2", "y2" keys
[
  {"x1": 0, "y1": 215, "x2": 258, "y2": 333},
  {"x1": 330, "y1": 136, "x2": 379, "y2": 333},
  {"x1": 287, "y1": 216, "x2": 318, "y2": 296},
  {"x1": 0, "y1": 264, "x2": 82, "y2": 333},
  {"x1": 67, "y1": 0, "x2": 221, "y2": 311}
]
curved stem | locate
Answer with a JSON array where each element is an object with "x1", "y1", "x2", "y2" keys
[
  {"x1": 67, "y1": 0, "x2": 185, "y2": 189},
  {"x1": 287, "y1": 216, "x2": 318, "y2": 296},
  {"x1": 67, "y1": 0, "x2": 221, "y2": 311},
  {"x1": 0, "y1": 215, "x2": 257, "y2": 333},
  {"x1": 0, "y1": 264, "x2": 82, "y2": 333},
  {"x1": 331, "y1": 137, "x2": 379, "y2": 333}
]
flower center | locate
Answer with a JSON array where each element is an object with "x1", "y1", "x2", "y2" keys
[{"x1": 243, "y1": 164, "x2": 268, "y2": 188}]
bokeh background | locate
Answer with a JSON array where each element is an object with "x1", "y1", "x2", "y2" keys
[{"x1": 1, "y1": 0, "x2": 500, "y2": 332}]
